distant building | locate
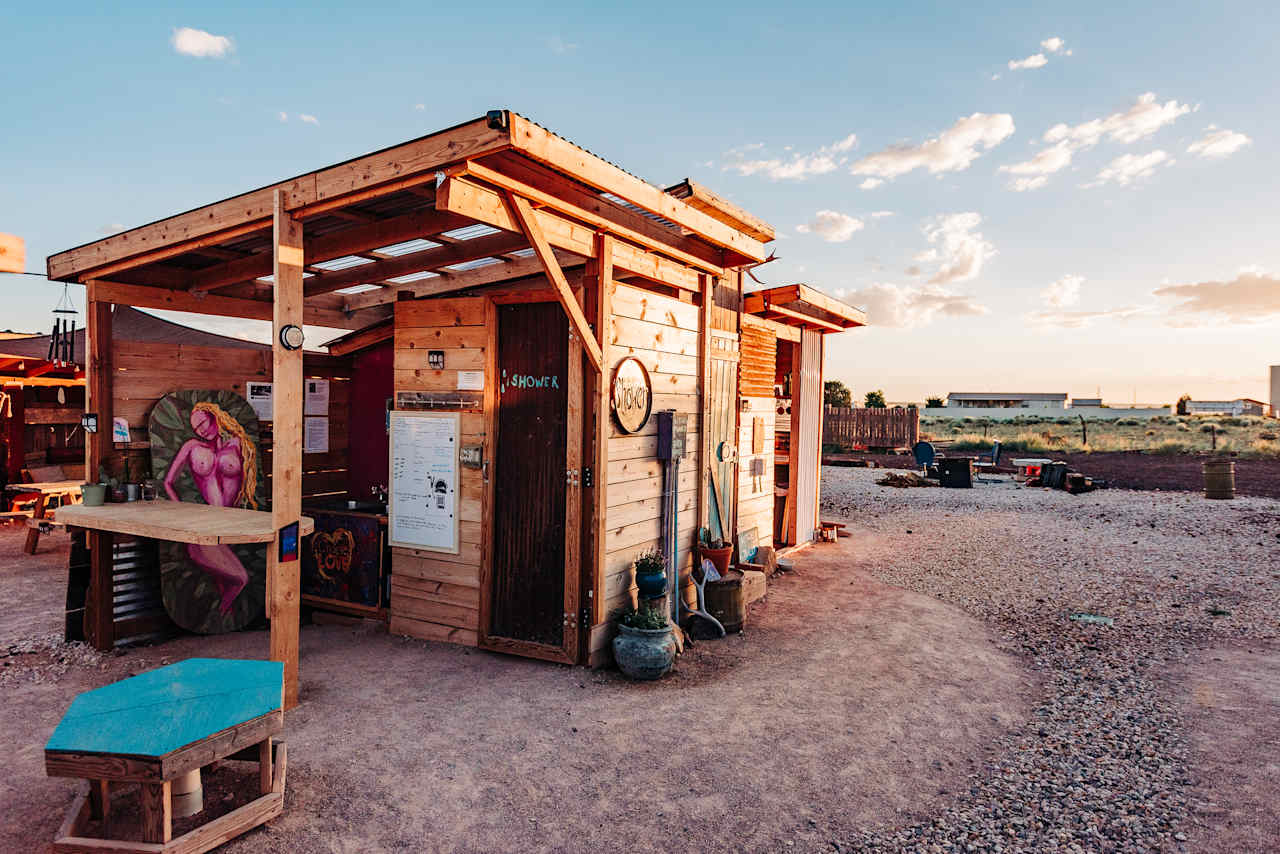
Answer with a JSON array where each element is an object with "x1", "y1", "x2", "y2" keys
[
  {"x1": 945, "y1": 392, "x2": 1067, "y2": 410},
  {"x1": 1071, "y1": 398, "x2": 1103, "y2": 407},
  {"x1": 1185, "y1": 398, "x2": 1267, "y2": 416}
]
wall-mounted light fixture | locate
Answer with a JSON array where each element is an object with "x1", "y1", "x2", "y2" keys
[{"x1": 279, "y1": 324, "x2": 304, "y2": 350}]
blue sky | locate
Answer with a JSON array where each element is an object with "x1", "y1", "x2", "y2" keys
[{"x1": 3, "y1": 0, "x2": 1277, "y2": 404}]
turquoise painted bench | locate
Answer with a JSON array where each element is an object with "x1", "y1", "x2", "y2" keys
[{"x1": 45, "y1": 658, "x2": 287, "y2": 853}]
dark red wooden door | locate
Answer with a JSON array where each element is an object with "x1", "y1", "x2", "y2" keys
[{"x1": 487, "y1": 302, "x2": 573, "y2": 660}]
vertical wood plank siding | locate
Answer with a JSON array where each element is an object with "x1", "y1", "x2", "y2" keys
[
  {"x1": 822, "y1": 406, "x2": 920, "y2": 450},
  {"x1": 388, "y1": 297, "x2": 488, "y2": 646}
]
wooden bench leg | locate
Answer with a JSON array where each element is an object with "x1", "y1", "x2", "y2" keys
[
  {"x1": 140, "y1": 780, "x2": 172, "y2": 844},
  {"x1": 88, "y1": 779, "x2": 110, "y2": 835},
  {"x1": 22, "y1": 495, "x2": 47, "y2": 554},
  {"x1": 259, "y1": 738, "x2": 273, "y2": 796}
]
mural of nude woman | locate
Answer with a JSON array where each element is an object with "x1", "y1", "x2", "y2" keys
[{"x1": 163, "y1": 402, "x2": 260, "y2": 615}]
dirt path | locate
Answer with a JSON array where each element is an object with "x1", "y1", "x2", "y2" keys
[{"x1": 0, "y1": 526, "x2": 1028, "y2": 854}]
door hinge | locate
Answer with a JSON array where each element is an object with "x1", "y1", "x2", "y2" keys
[{"x1": 565, "y1": 468, "x2": 579, "y2": 487}]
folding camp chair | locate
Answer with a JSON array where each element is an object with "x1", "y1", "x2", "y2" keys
[{"x1": 973, "y1": 440, "x2": 1001, "y2": 483}]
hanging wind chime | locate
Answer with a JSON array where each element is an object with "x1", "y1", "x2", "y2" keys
[{"x1": 47, "y1": 283, "x2": 78, "y2": 368}]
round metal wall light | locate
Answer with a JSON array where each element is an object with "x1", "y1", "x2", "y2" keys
[{"x1": 279, "y1": 324, "x2": 305, "y2": 351}]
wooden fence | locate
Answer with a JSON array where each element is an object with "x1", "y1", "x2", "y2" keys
[{"x1": 823, "y1": 406, "x2": 919, "y2": 450}]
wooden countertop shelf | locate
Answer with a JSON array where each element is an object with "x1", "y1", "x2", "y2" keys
[{"x1": 57, "y1": 501, "x2": 314, "y2": 545}]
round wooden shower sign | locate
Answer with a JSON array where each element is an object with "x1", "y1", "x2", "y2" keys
[{"x1": 611, "y1": 356, "x2": 652, "y2": 434}]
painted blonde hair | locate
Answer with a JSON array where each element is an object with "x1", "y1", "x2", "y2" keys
[{"x1": 192, "y1": 401, "x2": 259, "y2": 510}]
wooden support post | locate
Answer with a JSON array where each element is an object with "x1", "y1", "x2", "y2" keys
[
  {"x1": 258, "y1": 738, "x2": 273, "y2": 796},
  {"x1": 268, "y1": 191, "x2": 304, "y2": 710},
  {"x1": 88, "y1": 779, "x2": 110, "y2": 825},
  {"x1": 81, "y1": 289, "x2": 116, "y2": 651},
  {"x1": 582, "y1": 233, "x2": 613, "y2": 632},
  {"x1": 140, "y1": 780, "x2": 172, "y2": 844},
  {"x1": 504, "y1": 192, "x2": 604, "y2": 372},
  {"x1": 3, "y1": 382, "x2": 21, "y2": 485}
]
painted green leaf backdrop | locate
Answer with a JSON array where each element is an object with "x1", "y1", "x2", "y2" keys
[{"x1": 149, "y1": 390, "x2": 268, "y2": 635}]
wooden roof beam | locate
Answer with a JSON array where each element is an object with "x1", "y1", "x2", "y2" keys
[
  {"x1": 192, "y1": 207, "x2": 475, "y2": 294},
  {"x1": 506, "y1": 192, "x2": 603, "y2": 372},
  {"x1": 437, "y1": 175, "x2": 699, "y2": 292},
  {"x1": 506, "y1": 113, "x2": 767, "y2": 262},
  {"x1": 48, "y1": 116, "x2": 510, "y2": 282},
  {"x1": 300, "y1": 229, "x2": 530, "y2": 298},
  {"x1": 341, "y1": 249, "x2": 583, "y2": 311},
  {"x1": 87, "y1": 279, "x2": 389, "y2": 330}
]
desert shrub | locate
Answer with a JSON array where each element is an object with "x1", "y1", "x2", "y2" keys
[
  {"x1": 1117, "y1": 418, "x2": 1140, "y2": 426},
  {"x1": 1148, "y1": 440, "x2": 1194, "y2": 455},
  {"x1": 951, "y1": 426, "x2": 963, "y2": 433},
  {"x1": 1177, "y1": 424, "x2": 1192, "y2": 432},
  {"x1": 1246, "y1": 440, "x2": 1280, "y2": 458},
  {"x1": 1146, "y1": 429, "x2": 1156, "y2": 436},
  {"x1": 1055, "y1": 417, "x2": 1073, "y2": 425},
  {"x1": 962, "y1": 417, "x2": 975, "y2": 424},
  {"x1": 1200, "y1": 424, "x2": 1217, "y2": 433},
  {"x1": 1260, "y1": 432, "x2": 1278, "y2": 441}
]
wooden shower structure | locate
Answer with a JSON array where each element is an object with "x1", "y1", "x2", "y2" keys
[{"x1": 44, "y1": 111, "x2": 865, "y2": 702}]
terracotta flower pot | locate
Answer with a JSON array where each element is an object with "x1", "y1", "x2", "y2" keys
[{"x1": 699, "y1": 545, "x2": 734, "y2": 576}]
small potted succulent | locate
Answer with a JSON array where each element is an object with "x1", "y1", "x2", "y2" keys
[
  {"x1": 612, "y1": 604, "x2": 676, "y2": 680},
  {"x1": 632, "y1": 548, "x2": 668, "y2": 600}
]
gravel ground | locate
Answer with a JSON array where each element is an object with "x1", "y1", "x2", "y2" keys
[{"x1": 822, "y1": 468, "x2": 1280, "y2": 853}]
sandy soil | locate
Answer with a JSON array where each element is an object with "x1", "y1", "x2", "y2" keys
[{"x1": 0, "y1": 522, "x2": 1029, "y2": 853}]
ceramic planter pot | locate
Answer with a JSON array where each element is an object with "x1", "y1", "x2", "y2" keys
[
  {"x1": 634, "y1": 563, "x2": 668, "y2": 599},
  {"x1": 80, "y1": 483, "x2": 107, "y2": 507},
  {"x1": 613, "y1": 623, "x2": 676, "y2": 680}
]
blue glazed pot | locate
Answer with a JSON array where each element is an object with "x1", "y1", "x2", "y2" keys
[
  {"x1": 612, "y1": 624, "x2": 676, "y2": 680},
  {"x1": 634, "y1": 565, "x2": 667, "y2": 599}
]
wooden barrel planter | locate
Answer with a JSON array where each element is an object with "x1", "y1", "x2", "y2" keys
[
  {"x1": 704, "y1": 569, "x2": 747, "y2": 633},
  {"x1": 1203, "y1": 458, "x2": 1235, "y2": 499}
]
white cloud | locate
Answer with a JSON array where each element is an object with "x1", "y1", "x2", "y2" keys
[
  {"x1": 1044, "y1": 93, "x2": 1190, "y2": 148},
  {"x1": 847, "y1": 283, "x2": 989, "y2": 328},
  {"x1": 1027, "y1": 305, "x2": 1142, "y2": 328},
  {"x1": 724, "y1": 133, "x2": 857, "y2": 181},
  {"x1": 859, "y1": 178, "x2": 884, "y2": 190},
  {"x1": 1153, "y1": 272, "x2": 1280, "y2": 323},
  {"x1": 1010, "y1": 176, "x2": 1048, "y2": 192},
  {"x1": 916, "y1": 212, "x2": 996, "y2": 285},
  {"x1": 1086, "y1": 150, "x2": 1173, "y2": 187},
  {"x1": 1041, "y1": 274, "x2": 1084, "y2": 308},
  {"x1": 870, "y1": 210, "x2": 895, "y2": 218},
  {"x1": 171, "y1": 27, "x2": 233, "y2": 58},
  {"x1": 299, "y1": 114, "x2": 319, "y2": 125},
  {"x1": 414, "y1": 103, "x2": 425, "y2": 111},
  {"x1": 1187, "y1": 127, "x2": 1251, "y2": 158},
  {"x1": 547, "y1": 35, "x2": 578, "y2": 54},
  {"x1": 850, "y1": 113, "x2": 1015, "y2": 181},
  {"x1": 795, "y1": 210, "x2": 865, "y2": 243},
  {"x1": 1008, "y1": 53, "x2": 1048, "y2": 70},
  {"x1": 278, "y1": 112, "x2": 288, "y2": 122},
  {"x1": 1041, "y1": 37, "x2": 1067, "y2": 54},
  {"x1": 999, "y1": 142, "x2": 1073, "y2": 190}
]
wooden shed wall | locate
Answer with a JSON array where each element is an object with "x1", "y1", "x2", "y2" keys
[
  {"x1": 387, "y1": 297, "x2": 487, "y2": 647},
  {"x1": 596, "y1": 282, "x2": 701, "y2": 659},
  {"x1": 109, "y1": 340, "x2": 351, "y2": 500}
]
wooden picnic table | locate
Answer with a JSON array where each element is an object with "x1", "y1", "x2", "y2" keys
[
  {"x1": 45, "y1": 658, "x2": 287, "y2": 852},
  {"x1": 5, "y1": 480, "x2": 83, "y2": 554}
]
